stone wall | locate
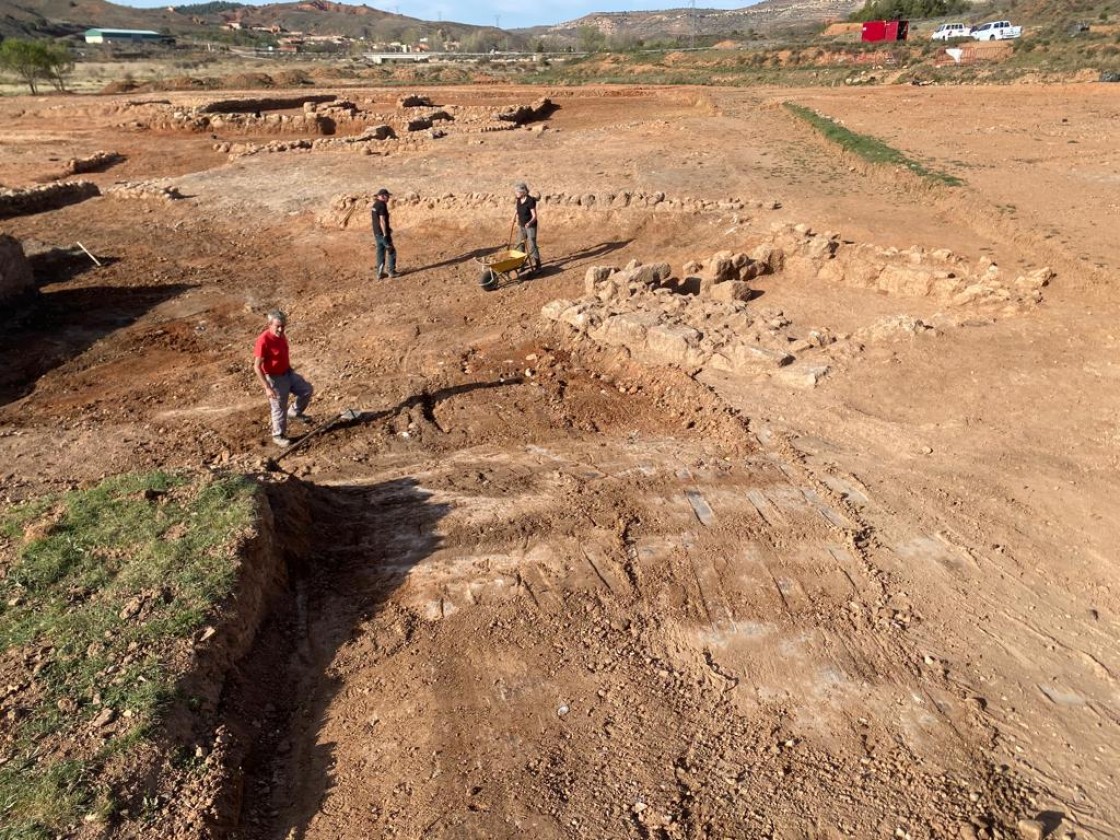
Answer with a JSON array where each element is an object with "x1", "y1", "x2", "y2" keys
[{"x1": 0, "y1": 181, "x2": 100, "y2": 220}]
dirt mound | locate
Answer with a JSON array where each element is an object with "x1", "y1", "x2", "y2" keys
[{"x1": 223, "y1": 72, "x2": 279, "y2": 89}]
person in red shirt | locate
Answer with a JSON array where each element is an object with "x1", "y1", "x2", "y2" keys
[{"x1": 253, "y1": 310, "x2": 313, "y2": 447}]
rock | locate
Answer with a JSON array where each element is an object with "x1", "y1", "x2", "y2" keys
[
  {"x1": 591, "y1": 312, "x2": 661, "y2": 347},
  {"x1": 622, "y1": 262, "x2": 672, "y2": 286},
  {"x1": 0, "y1": 235, "x2": 36, "y2": 307},
  {"x1": 706, "y1": 252, "x2": 740, "y2": 283},
  {"x1": 559, "y1": 304, "x2": 600, "y2": 332},
  {"x1": 92, "y1": 707, "x2": 117, "y2": 728},
  {"x1": 1013, "y1": 267, "x2": 1053, "y2": 292},
  {"x1": 1017, "y1": 819, "x2": 1045, "y2": 840},
  {"x1": 878, "y1": 264, "x2": 937, "y2": 297},
  {"x1": 583, "y1": 266, "x2": 615, "y2": 295},
  {"x1": 362, "y1": 124, "x2": 395, "y2": 140},
  {"x1": 709, "y1": 342, "x2": 794, "y2": 375},
  {"x1": 118, "y1": 596, "x2": 143, "y2": 620},
  {"x1": 710, "y1": 280, "x2": 752, "y2": 303},
  {"x1": 776, "y1": 364, "x2": 831, "y2": 389},
  {"x1": 750, "y1": 243, "x2": 784, "y2": 273},
  {"x1": 802, "y1": 234, "x2": 838, "y2": 260},
  {"x1": 643, "y1": 323, "x2": 704, "y2": 367},
  {"x1": 541, "y1": 299, "x2": 574, "y2": 322}
]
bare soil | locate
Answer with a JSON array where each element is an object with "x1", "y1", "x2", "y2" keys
[{"x1": 1, "y1": 81, "x2": 1118, "y2": 839}]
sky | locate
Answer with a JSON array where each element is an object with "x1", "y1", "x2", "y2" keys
[{"x1": 118, "y1": 0, "x2": 766, "y2": 32}]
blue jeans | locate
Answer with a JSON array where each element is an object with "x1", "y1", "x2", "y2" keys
[
  {"x1": 375, "y1": 233, "x2": 396, "y2": 277},
  {"x1": 266, "y1": 369, "x2": 313, "y2": 437}
]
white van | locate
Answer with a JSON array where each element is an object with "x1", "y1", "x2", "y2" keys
[{"x1": 931, "y1": 23, "x2": 971, "y2": 40}]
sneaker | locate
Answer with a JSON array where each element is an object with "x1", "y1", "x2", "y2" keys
[
  {"x1": 388, "y1": 271, "x2": 400, "y2": 279},
  {"x1": 287, "y1": 410, "x2": 312, "y2": 424},
  {"x1": 272, "y1": 435, "x2": 291, "y2": 448}
]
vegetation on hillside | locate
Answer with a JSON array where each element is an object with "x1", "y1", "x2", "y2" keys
[
  {"x1": 172, "y1": 1, "x2": 248, "y2": 12},
  {"x1": 784, "y1": 102, "x2": 964, "y2": 186},
  {"x1": 849, "y1": 0, "x2": 970, "y2": 22},
  {"x1": 0, "y1": 38, "x2": 73, "y2": 93}
]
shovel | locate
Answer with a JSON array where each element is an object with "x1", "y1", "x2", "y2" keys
[{"x1": 272, "y1": 407, "x2": 363, "y2": 462}]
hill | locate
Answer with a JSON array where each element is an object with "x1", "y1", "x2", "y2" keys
[
  {"x1": 531, "y1": 0, "x2": 867, "y2": 42},
  {"x1": 0, "y1": 0, "x2": 502, "y2": 45}
]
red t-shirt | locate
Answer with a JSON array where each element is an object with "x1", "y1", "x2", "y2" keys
[{"x1": 254, "y1": 329, "x2": 290, "y2": 375}]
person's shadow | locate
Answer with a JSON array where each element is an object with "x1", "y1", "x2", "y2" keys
[
  {"x1": 544, "y1": 238, "x2": 631, "y2": 271},
  {"x1": 400, "y1": 240, "x2": 632, "y2": 280},
  {"x1": 407, "y1": 246, "x2": 497, "y2": 275},
  {"x1": 269, "y1": 378, "x2": 522, "y2": 466}
]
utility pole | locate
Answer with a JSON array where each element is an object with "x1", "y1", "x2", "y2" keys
[{"x1": 689, "y1": 0, "x2": 697, "y2": 50}]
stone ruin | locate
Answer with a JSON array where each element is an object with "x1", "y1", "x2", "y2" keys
[
  {"x1": 106, "y1": 182, "x2": 184, "y2": 202},
  {"x1": 0, "y1": 181, "x2": 100, "y2": 220},
  {"x1": 0, "y1": 235, "x2": 36, "y2": 307},
  {"x1": 316, "y1": 189, "x2": 781, "y2": 230},
  {"x1": 542, "y1": 224, "x2": 1053, "y2": 388},
  {"x1": 58, "y1": 150, "x2": 124, "y2": 178},
  {"x1": 129, "y1": 94, "x2": 556, "y2": 147}
]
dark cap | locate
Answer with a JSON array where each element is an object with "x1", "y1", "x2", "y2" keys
[{"x1": 376, "y1": 187, "x2": 392, "y2": 197}]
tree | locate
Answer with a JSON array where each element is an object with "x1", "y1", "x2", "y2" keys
[
  {"x1": 42, "y1": 42, "x2": 74, "y2": 92},
  {"x1": 848, "y1": 0, "x2": 969, "y2": 22},
  {"x1": 0, "y1": 39, "x2": 44, "y2": 93},
  {"x1": 578, "y1": 25, "x2": 606, "y2": 53},
  {"x1": 0, "y1": 38, "x2": 73, "y2": 93}
]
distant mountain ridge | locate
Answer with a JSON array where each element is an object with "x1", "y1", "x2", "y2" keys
[
  {"x1": 0, "y1": 0, "x2": 994, "y2": 45},
  {"x1": 0, "y1": 0, "x2": 499, "y2": 42},
  {"x1": 535, "y1": 0, "x2": 866, "y2": 39}
]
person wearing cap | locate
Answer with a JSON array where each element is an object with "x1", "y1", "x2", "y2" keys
[
  {"x1": 371, "y1": 187, "x2": 398, "y2": 280},
  {"x1": 512, "y1": 182, "x2": 541, "y2": 272},
  {"x1": 253, "y1": 310, "x2": 313, "y2": 448}
]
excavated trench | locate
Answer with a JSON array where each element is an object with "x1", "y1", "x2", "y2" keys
[{"x1": 201, "y1": 350, "x2": 1039, "y2": 840}]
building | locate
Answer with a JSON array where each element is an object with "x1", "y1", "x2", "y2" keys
[{"x1": 84, "y1": 28, "x2": 174, "y2": 45}]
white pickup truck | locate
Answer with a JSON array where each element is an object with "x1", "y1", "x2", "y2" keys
[{"x1": 971, "y1": 20, "x2": 1022, "y2": 40}]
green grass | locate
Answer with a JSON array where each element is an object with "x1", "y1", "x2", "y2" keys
[
  {"x1": 0, "y1": 471, "x2": 258, "y2": 839},
  {"x1": 783, "y1": 102, "x2": 965, "y2": 187}
]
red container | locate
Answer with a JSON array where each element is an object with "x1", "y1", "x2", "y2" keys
[{"x1": 861, "y1": 19, "x2": 909, "y2": 42}]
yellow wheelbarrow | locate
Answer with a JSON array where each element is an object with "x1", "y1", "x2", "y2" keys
[
  {"x1": 476, "y1": 221, "x2": 538, "y2": 291},
  {"x1": 476, "y1": 245, "x2": 531, "y2": 291}
]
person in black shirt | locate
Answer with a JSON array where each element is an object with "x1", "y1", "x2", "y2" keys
[
  {"x1": 513, "y1": 181, "x2": 541, "y2": 271},
  {"x1": 371, "y1": 187, "x2": 398, "y2": 279}
]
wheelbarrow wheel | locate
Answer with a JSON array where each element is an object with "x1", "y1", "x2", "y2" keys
[{"x1": 479, "y1": 268, "x2": 499, "y2": 290}]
